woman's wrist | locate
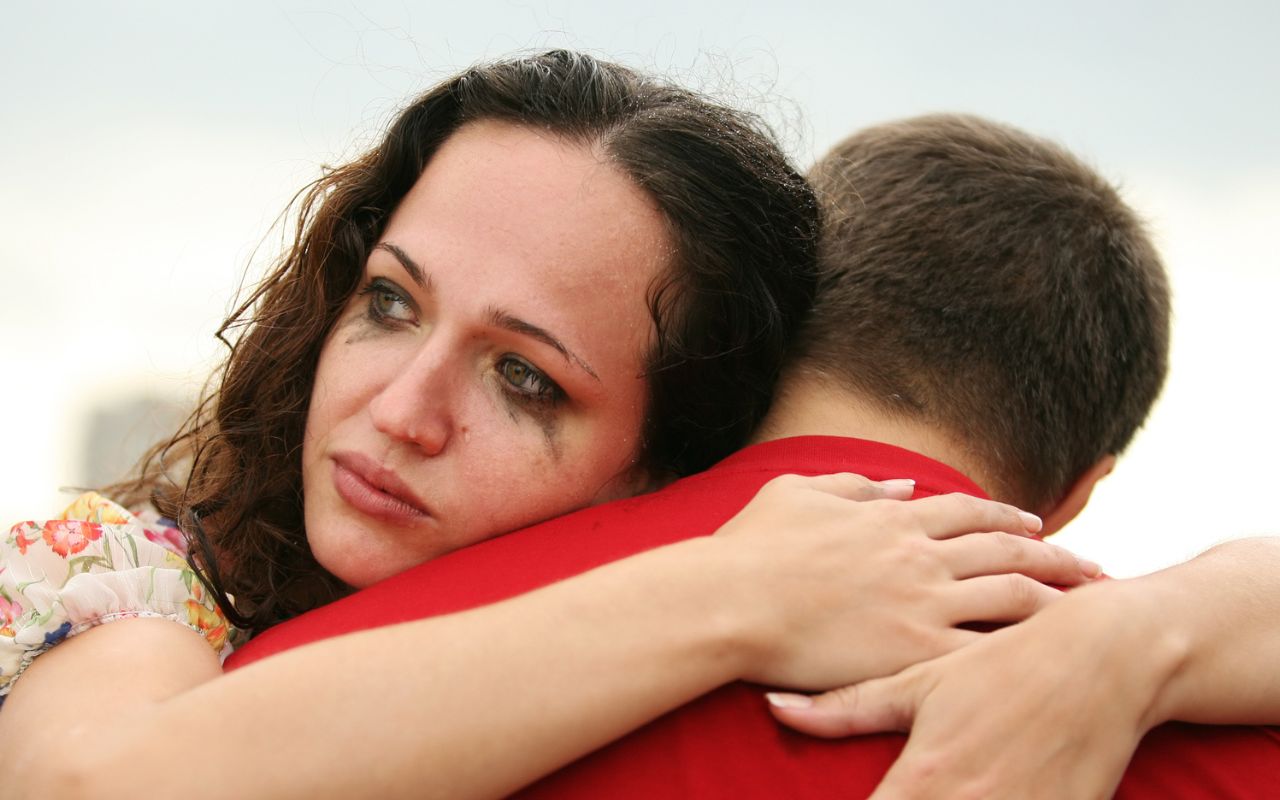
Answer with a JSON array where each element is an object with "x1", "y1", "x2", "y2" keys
[
  {"x1": 649, "y1": 535, "x2": 780, "y2": 682},
  {"x1": 645, "y1": 532, "x2": 828, "y2": 687},
  {"x1": 1057, "y1": 576, "x2": 1192, "y2": 733},
  {"x1": 1118, "y1": 538, "x2": 1280, "y2": 726}
]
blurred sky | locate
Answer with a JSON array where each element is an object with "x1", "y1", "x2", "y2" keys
[{"x1": 2, "y1": 1, "x2": 1277, "y2": 576}]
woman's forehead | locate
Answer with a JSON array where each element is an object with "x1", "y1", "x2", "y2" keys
[
  {"x1": 376, "y1": 120, "x2": 668, "y2": 373},
  {"x1": 391, "y1": 124, "x2": 665, "y2": 273}
]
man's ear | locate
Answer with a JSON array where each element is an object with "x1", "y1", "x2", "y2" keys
[{"x1": 1039, "y1": 454, "x2": 1117, "y2": 537}]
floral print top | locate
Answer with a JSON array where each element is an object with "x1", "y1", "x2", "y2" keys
[{"x1": 0, "y1": 492, "x2": 242, "y2": 707}]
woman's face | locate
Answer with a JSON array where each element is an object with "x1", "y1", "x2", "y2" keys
[{"x1": 302, "y1": 120, "x2": 671, "y2": 588}]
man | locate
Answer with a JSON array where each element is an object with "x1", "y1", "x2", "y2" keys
[{"x1": 228, "y1": 114, "x2": 1280, "y2": 798}]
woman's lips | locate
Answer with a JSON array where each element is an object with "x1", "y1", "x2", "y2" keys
[{"x1": 331, "y1": 454, "x2": 430, "y2": 525}]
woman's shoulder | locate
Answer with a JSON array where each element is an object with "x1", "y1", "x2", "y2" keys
[
  {"x1": 1, "y1": 492, "x2": 242, "y2": 704},
  {"x1": 10, "y1": 490, "x2": 191, "y2": 558}
]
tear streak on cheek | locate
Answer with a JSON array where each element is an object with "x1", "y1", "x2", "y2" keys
[
  {"x1": 496, "y1": 393, "x2": 563, "y2": 462},
  {"x1": 342, "y1": 317, "x2": 383, "y2": 345},
  {"x1": 538, "y1": 415, "x2": 563, "y2": 462}
]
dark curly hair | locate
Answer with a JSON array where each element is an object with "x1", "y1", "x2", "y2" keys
[{"x1": 111, "y1": 50, "x2": 819, "y2": 634}]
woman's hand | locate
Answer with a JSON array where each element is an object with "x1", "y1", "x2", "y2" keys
[
  {"x1": 707, "y1": 473, "x2": 1100, "y2": 690},
  {"x1": 765, "y1": 577, "x2": 1182, "y2": 799},
  {"x1": 766, "y1": 537, "x2": 1280, "y2": 799}
]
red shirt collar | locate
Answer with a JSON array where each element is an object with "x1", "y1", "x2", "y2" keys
[{"x1": 705, "y1": 435, "x2": 989, "y2": 500}]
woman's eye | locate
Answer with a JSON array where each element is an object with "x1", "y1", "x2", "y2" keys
[
  {"x1": 498, "y1": 356, "x2": 562, "y2": 404},
  {"x1": 359, "y1": 279, "x2": 415, "y2": 324}
]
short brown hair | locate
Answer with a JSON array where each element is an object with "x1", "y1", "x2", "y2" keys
[
  {"x1": 114, "y1": 50, "x2": 818, "y2": 633},
  {"x1": 797, "y1": 113, "x2": 1170, "y2": 509}
]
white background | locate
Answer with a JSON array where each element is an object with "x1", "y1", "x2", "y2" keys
[{"x1": 2, "y1": 2, "x2": 1277, "y2": 576}]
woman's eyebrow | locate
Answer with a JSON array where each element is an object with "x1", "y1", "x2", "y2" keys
[
  {"x1": 487, "y1": 308, "x2": 600, "y2": 382},
  {"x1": 375, "y1": 242, "x2": 431, "y2": 291},
  {"x1": 375, "y1": 240, "x2": 599, "y2": 382}
]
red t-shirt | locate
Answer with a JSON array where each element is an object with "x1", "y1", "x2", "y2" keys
[{"x1": 227, "y1": 436, "x2": 1280, "y2": 798}]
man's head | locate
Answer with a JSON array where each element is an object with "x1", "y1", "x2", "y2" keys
[{"x1": 788, "y1": 113, "x2": 1170, "y2": 521}]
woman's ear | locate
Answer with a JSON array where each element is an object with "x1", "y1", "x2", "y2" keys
[
  {"x1": 1038, "y1": 454, "x2": 1117, "y2": 537},
  {"x1": 597, "y1": 464, "x2": 673, "y2": 505},
  {"x1": 632, "y1": 466, "x2": 677, "y2": 496}
]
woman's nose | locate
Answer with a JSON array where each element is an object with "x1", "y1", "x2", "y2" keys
[{"x1": 367, "y1": 342, "x2": 456, "y2": 456}]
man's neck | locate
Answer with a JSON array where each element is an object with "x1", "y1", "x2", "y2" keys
[{"x1": 751, "y1": 371, "x2": 999, "y2": 497}]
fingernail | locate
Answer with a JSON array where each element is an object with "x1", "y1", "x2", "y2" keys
[
  {"x1": 878, "y1": 478, "x2": 916, "y2": 498},
  {"x1": 1018, "y1": 511, "x2": 1043, "y2": 533},
  {"x1": 1077, "y1": 558, "x2": 1103, "y2": 578},
  {"x1": 766, "y1": 692, "x2": 814, "y2": 709}
]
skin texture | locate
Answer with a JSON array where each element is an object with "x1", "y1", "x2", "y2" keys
[
  {"x1": 770, "y1": 536, "x2": 1280, "y2": 799},
  {"x1": 303, "y1": 121, "x2": 666, "y2": 588},
  {"x1": 0, "y1": 475, "x2": 1084, "y2": 800},
  {"x1": 761, "y1": 375, "x2": 1280, "y2": 797}
]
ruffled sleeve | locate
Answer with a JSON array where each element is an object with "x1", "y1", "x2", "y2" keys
[{"x1": 0, "y1": 492, "x2": 241, "y2": 704}]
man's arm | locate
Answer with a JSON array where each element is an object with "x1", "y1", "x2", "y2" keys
[{"x1": 770, "y1": 536, "x2": 1280, "y2": 799}]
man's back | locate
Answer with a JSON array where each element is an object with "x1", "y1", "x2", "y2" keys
[{"x1": 228, "y1": 436, "x2": 1280, "y2": 798}]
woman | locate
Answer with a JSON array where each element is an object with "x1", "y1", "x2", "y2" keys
[
  {"x1": 129, "y1": 47, "x2": 828, "y2": 632},
  {"x1": 0, "y1": 51, "x2": 1076, "y2": 798}
]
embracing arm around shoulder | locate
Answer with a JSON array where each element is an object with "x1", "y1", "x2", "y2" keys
[
  {"x1": 770, "y1": 535, "x2": 1280, "y2": 800},
  {"x1": 1133, "y1": 535, "x2": 1280, "y2": 725},
  {"x1": 1, "y1": 474, "x2": 1087, "y2": 800}
]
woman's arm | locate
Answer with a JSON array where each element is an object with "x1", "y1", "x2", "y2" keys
[
  {"x1": 1137, "y1": 536, "x2": 1280, "y2": 724},
  {"x1": 3, "y1": 475, "x2": 1085, "y2": 800},
  {"x1": 769, "y1": 535, "x2": 1280, "y2": 799}
]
